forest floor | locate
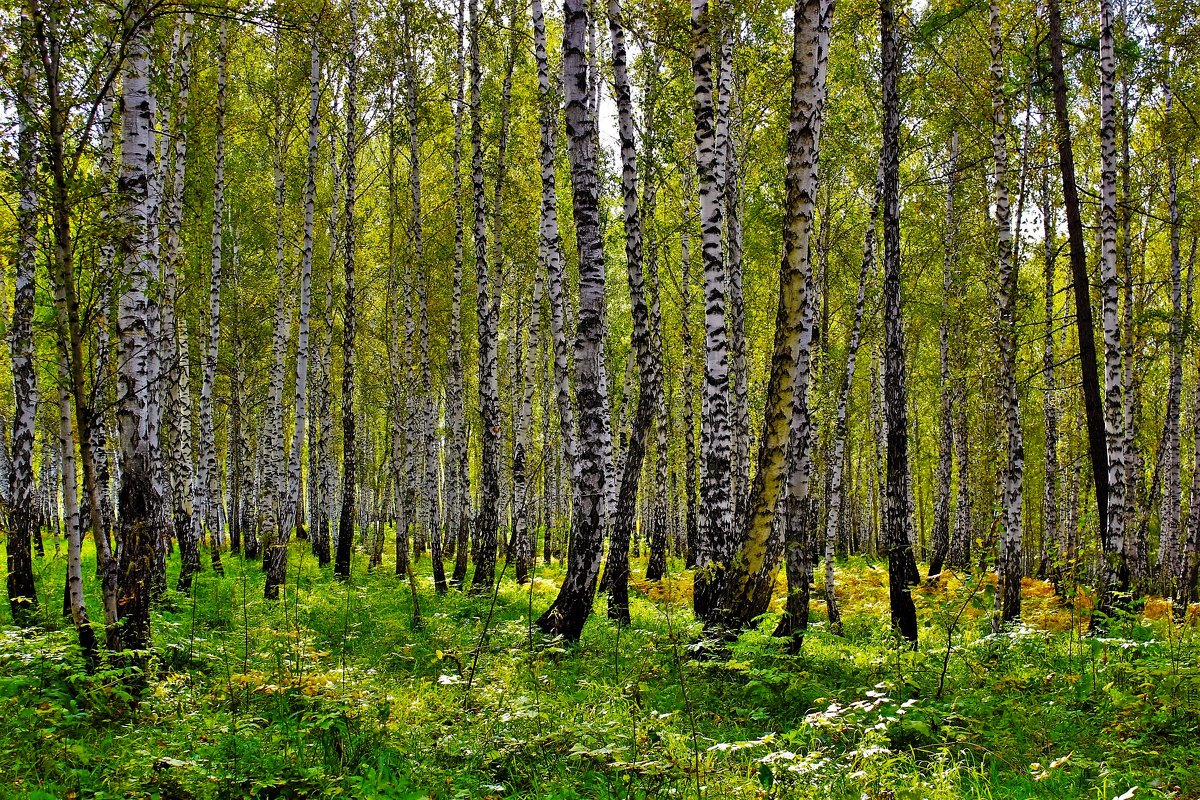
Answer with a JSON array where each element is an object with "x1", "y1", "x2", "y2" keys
[{"x1": 1, "y1": 538, "x2": 1198, "y2": 799}]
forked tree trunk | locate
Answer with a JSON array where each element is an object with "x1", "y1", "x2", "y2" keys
[
  {"x1": 603, "y1": 0, "x2": 658, "y2": 623},
  {"x1": 716, "y1": 0, "x2": 831, "y2": 630}
]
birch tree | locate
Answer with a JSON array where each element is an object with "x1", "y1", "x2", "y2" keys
[
  {"x1": 824, "y1": 176, "x2": 878, "y2": 632},
  {"x1": 7, "y1": 27, "x2": 40, "y2": 623},
  {"x1": 196, "y1": 20, "x2": 228, "y2": 581},
  {"x1": 718, "y1": 0, "x2": 832, "y2": 629},
  {"x1": 1096, "y1": 0, "x2": 1128, "y2": 617},
  {"x1": 335, "y1": 0, "x2": 361, "y2": 579},
  {"x1": 267, "y1": 27, "x2": 321, "y2": 598},
  {"x1": 448, "y1": 0, "x2": 471, "y2": 586},
  {"x1": 114, "y1": 6, "x2": 163, "y2": 653},
  {"x1": 603, "y1": 0, "x2": 659, "y2": 623},
  {"x1": 531, "y1": 0, "x2": 576, "y2": 544},
  {"x1": 1040, "y1": 172, "x2": 1061, "y2": 583},
  {"x1": 535, "y1": 0, "x2": 611, "y2": 641},
  {"x1": 691, "y1": 0, "x2": 735, "y2": 623},
  {"x1": 990, "y1": 0, "x2": 1024, "y2": 627},
  {"x1": 880, "y1": 0, "x2": 918, "y2": 645},
  {"x1": 469, "y1": 0, "x2": 503, "y2": 593},
  {"x1": 261, "y1": 31, "x2": 292, "y2": 584},
  {"x1": 1160, "y1": 92, "x2": 1183, "y2": 595},
  {"x1": 927, "y1": 134, "x2": 958, "y2": 580}
]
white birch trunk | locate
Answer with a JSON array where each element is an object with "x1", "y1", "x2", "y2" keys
[
  {"x1": 991, "y1": 1, "x2": 1023, "y2": 627},
  {"x1": 196, "y1": 20, "x2": 228, "y2": 579},
  {"x1": 114, "y1": 11, "x2": 163, "y2": 652},
  {"x1": 1097, "y1": 0, "x2": 1128, "y2": 611}
]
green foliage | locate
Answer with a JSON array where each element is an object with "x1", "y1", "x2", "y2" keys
[{"x1": 1, "y1": 541, "x2": 1198, "y2": 798}]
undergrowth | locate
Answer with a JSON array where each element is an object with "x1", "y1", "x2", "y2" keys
[{"x1": 0, "y1": 538, "x2": 1197, "y2": 799}]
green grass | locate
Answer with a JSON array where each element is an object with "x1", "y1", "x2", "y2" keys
[{"x1": 1, "y1": 534, "x2": 1198, "y2": 799}]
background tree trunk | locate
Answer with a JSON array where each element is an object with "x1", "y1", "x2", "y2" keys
[{"x1": 335, "y1": 0, "x2": 361, "y2": 579}]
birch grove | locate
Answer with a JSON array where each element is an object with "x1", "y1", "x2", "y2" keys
[{"x1": 5, "y1": 0, "x2": 1200, "y2": 664}]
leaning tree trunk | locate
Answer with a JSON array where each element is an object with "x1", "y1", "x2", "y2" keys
[
  {"x1": 114, "y1": 11, "x2": 163, "y2": 654},
  {"x1": 716, "y1": 0, "x2": 831, "y2": 630},
  {"x1": 990, "y1": 0, "x2": 1024, "y2": 628},
  {"x1": 1096, "y1": 0, "x2": 1128, "y2": 618},
  {"x1": 691, "y1": 0, "x2": 735, "y2": 624},
  {"x1": 927, "y1": 133, "x2": 958, "y2": 580},
  {"x1": 33, "y1": 0, "x2": 120, "y2": 637},
  {"x1": 880, "y1": 0, "x2": 918, "y2": 646},
  {"x1": 8, "y1": 36, "x2": 39, "y2": 623},
  {"x1": 1046, "y1": 0, "x2": 1113, "y2": 599},
  {"x1": 535, "y1": 0, "x2": 612, "y2": 641}
]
